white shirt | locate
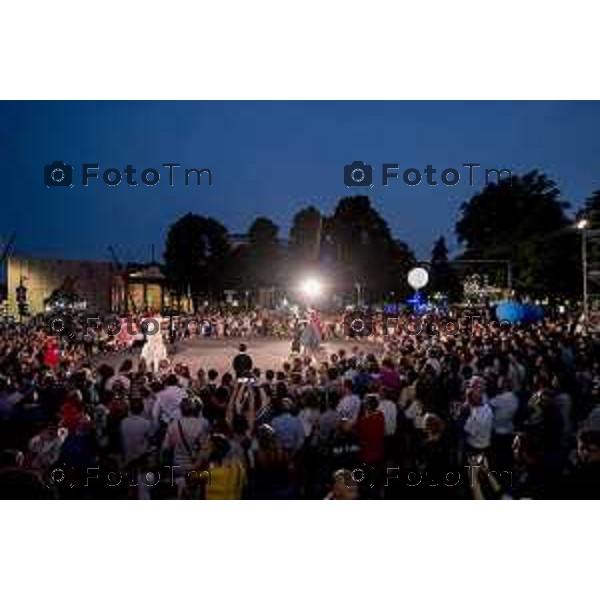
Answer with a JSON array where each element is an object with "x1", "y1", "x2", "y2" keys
[
  {"x1": 152, "y1": 385, "x2": 186, "y2": 422},
  {"x1": 337, "y1": 393, "x2": 361, "y2": 424},
  {"x1": 464, "y1": 404, "x2": 493, "y2": 449},
  {"x1": 298, "y1": 407, "x2": 320, "y2": 438},
  {"x1": 379, "y1": 399, "x2": 398, "y2": 436},
  {"x1": 489, "y1": 391, "x2": 519, "y2": 435}
]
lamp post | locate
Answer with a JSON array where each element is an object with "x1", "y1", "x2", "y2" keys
[
  {"x1": 577, "y1": 218, "x2": 589, "y2": 323},
  {"x1": 355, "y1": 282, "x2": 363, "y2": 307}
]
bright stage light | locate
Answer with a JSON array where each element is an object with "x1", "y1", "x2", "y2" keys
[
  {"x1": 576, "y1": 218, "x2": 589, "y2": 230},
  {"x1": 299, "y1": 277, "x2": 323, "y2": 299}
]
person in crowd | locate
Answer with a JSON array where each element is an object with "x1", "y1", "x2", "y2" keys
[
  {"x1": 489, "y1": 375, "x2": 519, "y2": 470},
  {"x1": 162, "y1": 397, "x2": 207, "y2": 499},
  {"x1": 1, "y1": 307, "x2": 599, "y2": 500},
  {"x1": 271, "y1": 398, "x2": 305, "y2": 454},
  {"x1": 463, "y1": 377, "x2": 494, "y2": 456},
  {"x1": 152, "y1": 373, "x2": 186, "y2": 424},
  {"x1": 337, "y1": 378, "x2": 361, "y2": 424},
  {"x1": 566, "y1": 428, "x2": 600, "y2": 499},
  {"x1": 324, "y1": 469, "x2": 359, "y2": 500},
  {"x1": 232, "y1": 343, "x2": 253, "y2": 379}
]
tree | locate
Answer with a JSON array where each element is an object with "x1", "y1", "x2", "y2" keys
[
  {"x1": 248, "y1": 217, "x2": 279, "y2": 250},
  {"x1": 288, "y1": 206, "x2": 322, "y2": 266},
  {"x1": 583, "y1": 189, "x2": 600, "y2": 228},
  {"x1": 325, "y1": 195, "x2": 415, "y2": 300},
  {"x1": 163, "y1": 213, "x2": 231, "y2": 308},
  {"x1": 455, "y1": 170, "x2": 577, "y2": 295},
  {"x1": 245, "y1": 217, "x2": 282, "y2": 290},
  {"x1": 580, "y1": 189, "x2": 600, "y2": 294},
  {"x1": 429, "y1": 236, "x2": 461, "y2": 300}
]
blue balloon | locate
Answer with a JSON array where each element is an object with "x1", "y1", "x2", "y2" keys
[{"x1": 496, "y1": 301, "x2": 544, "y2": 324}]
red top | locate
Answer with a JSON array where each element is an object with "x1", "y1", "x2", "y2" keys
[{"x1": 357, "y1": 411, "x2": 385, "y2": 465}]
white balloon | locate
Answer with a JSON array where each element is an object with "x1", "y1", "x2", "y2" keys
[{"x1": 407, "y1": 267, "x2": 429, "y2": 290}]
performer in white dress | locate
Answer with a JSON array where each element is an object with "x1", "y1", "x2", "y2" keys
[{"x1": 140, "y1": 328, "x2": 168, "y2": 372}]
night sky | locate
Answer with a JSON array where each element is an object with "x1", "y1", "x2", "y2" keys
[{"x1": 1, "y1": 101, "x2": 599, "y2": 264}]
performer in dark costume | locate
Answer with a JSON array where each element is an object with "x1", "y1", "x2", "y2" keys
[{"x1": 300, "y1": 312, "x2": 323, "y2": 357}]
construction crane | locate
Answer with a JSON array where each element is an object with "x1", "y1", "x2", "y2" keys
[{"x1": 0, "y1": 232, "x2": 16, "y2": 265}]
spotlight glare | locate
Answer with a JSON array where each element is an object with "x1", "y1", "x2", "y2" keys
[{"x1": 300, "y1": 277, "x2": 323, "y2": 299}]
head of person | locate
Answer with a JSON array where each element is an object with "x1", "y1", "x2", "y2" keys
[
  {"x1": 165, "y1": 373, "x2": 179, "y2": 387},
  {"x1": 208, "y1": 433, "x2": 231, "y2": 466},
  {"x1": 327, "y1": 366, "x2": 339, "y2": 382},
  {"x1": 330, "y1": 469, "x2": 359, "y2": 500},
  {"x1": 423, "y1": 413, "x2": 445, "y2": 441},
  {"x1": 238, "y1": 343, "x2": 247, "y2": 353},
  {"x1": 129, "y1": 399, "x2": 145, "y2": 416},
  {"x1": 577, "y1": 429, "x2": 600, "y2": 465},
  {"x1": 498, "y1": 375, "x2": 513, "y2": 393},
  {"x1": 513, "y1": 431, "x2": 541, "y2": 467},
  {"x1": 256, "y1": 423, "x2": 278, "y2": 451},
  {"x1": 281, "y1": 398, "x2": 293, "y2": 414},
  {"x1": 382, "y1": 357, "x2": 395, "y2": 371},
  {"x1": 180, "y1": 397, "x2": 196, "y2": 418},
  {"x1": 467, "y1": 376, "x2": 485, "y2": 405},
  {"x1": 364, "y1": 394, "x2": 379, "y2": 415}
]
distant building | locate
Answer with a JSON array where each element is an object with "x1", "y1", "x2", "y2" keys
[
  {"x1": 6, "y1": 257, "x2": 177, "y2": 316},
  {"x1": 113, "y1": 264, "x2": 168, "y2": 313},
  {"x1": 6, "y1": 256, "x2": 114, "y2": 316}
]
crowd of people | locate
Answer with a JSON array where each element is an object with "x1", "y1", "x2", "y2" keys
[{"x1": 1, "y1": 309, "x2": 600, "y2": 499}]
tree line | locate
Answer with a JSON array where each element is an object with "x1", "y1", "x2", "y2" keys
[{"x1": 163, "y1": 170, "x2": 600, "y2": 306}]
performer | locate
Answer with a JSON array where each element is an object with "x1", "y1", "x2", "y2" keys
[
  {"x1": 140, "y1": 327, "x2": 168, "y2": 372},
  {"x1": 300, "y1": 311, "x2": 322, "y2": 357}
]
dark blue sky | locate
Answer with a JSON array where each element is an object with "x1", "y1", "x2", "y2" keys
[{"x1": 1, "y1": 101, "x2": 599, "y2": 263}]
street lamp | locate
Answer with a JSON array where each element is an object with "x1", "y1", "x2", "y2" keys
[{"x1": 576, "y1": 218, "x2": 589, "y2": 323}]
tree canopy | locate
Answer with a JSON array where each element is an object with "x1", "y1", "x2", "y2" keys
[
  {"x1": 455, "y1": 170, "x2": 578, "y2": 295},
  {"x1": 163, "y1": 213, "x2": 231, "y2": 306}
]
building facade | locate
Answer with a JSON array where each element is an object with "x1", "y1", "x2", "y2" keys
[{"x1": 6, "y1": 256, "x2": 114, "y2": 316}]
